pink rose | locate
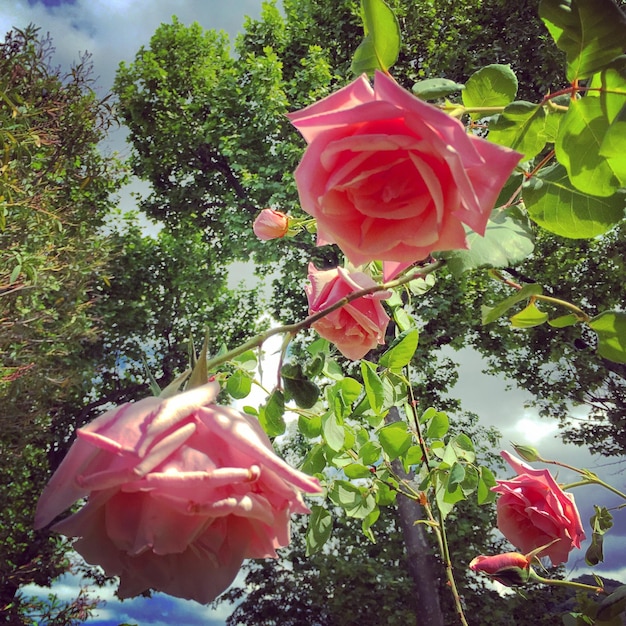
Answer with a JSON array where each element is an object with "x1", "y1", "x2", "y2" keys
[
  {"x1": 306, "y1": 263, "x2": 390, "y2": 360},
  {"x1": 35, "y1": 382, "x2": 321, "y2": 603},
  {"x1": 492, "y1": 451, "x2": 585, "y2": 566},
  {"x1": 287, "y1": 71, "x2": 522, "y2": 266},
  {"x1": 253, "y1": 208, "x2": 289, "y2": 240},
  {"x1": 469, "y1": 552, "x2": 532, "y2": 587}
]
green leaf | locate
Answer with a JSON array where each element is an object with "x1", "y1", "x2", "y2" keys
[
  {"x1": 539, "y1": 0, "x2": 626, "y2": 81},
  {"x1": 393, "y1": 307, "x2": 414, "y2": 332},
  {"x1": 226, "y1": 370, "x2": 252, "y2": 399},
  {"x1": 412, "y1": 78, "x2": 464, "y2": 100},
  {"x1": 589, "y1": 311, "x2": 626, "y2": 363},
  {"x1": 306, "y1": 505, "x2": 333, "y2": 556},
  {"x1": 329, "y1": 480, "x2": 376, "y2": 519},
  {"x1": 556, "y1": 96, "x2": 622, "y2": 197},
  {"x1": 481, "y1": 283, "x2": 544, "y2": 325},
  {"x1": 359, "y1": 440, "x2": 382, "y2": 465},
  {"x1": 443, "y1": 207, "x2": 535, "y2": 277},
  {"x1": 322, "y1": 411, "x2": 345, "y2": 452},
  {"x1": 435, "y1": 471, "x2": 465, "y2": 519},
  {"x1": 298, "y1": 413, "x2": 322, "y2": 439},
  {"x1": 548, "y1": 313, "x2": 580, "y2": 328},
  {"x1": 350, "y1": 0, "x2": 401, "y2": 75},
  {"x1": 488, "y1": 101, "x2": 548, "y2": 161},
  {"x1": 448, "y1": 462, "x2": 466, "y2": 491},
  {"x1": 425, "y1": 411, "x2": 449, "y2": 439},
  {"x1": 510, "y1": 302, "x2": 549, "y2": 328},
  {"x1": 461, "y1": 464, "x2": 479, "y2": 495},
  {"x1": 451, "y1": 433, "x2": 476, "y2": 463},
  {"x1": 600, "y1": 102, "x2": 626, "y2": 187},
  {"x1": 379, "y1": 328, "x2": 419, "y2": 369},
  {"x1": 259, "y1": 389, "x2": 285, "y2": 438},
  {"x1": 374, "y1": 480, "x2": 397, "y2": 506},
  {"x1": 281, "y1": 363, "x2": 320, "y2": 408},
  {"x1": 301, "y1": 443, "x2": 327, "y2": 475},
  {"x1": 462, "y1": 64, "x2": 518, "y2": 120},
  {"x1": 522, "y1": 164, "x2": 625, "y2": 238},
  {"x1": 378, "y1": 421, "x2": 412, "y2": 461},
  {"x1": 477, "y1": 466, "x2": 497, "y2": 504},
  {"x1": 232, "y1": 349, "x2": 257, "y2": 371},
  {"x1": 361, "y1": 507, "x2": 380, "y2": 542},
  {"x1": 344, "y1": 462, "x2": 374, "y2": 479},
  {"x1": 360, "y1": 360, "x2": 384, "y2": 414}
]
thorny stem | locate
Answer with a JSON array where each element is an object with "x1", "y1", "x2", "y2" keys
[{"x1": 204, "y1": 260, "x2": 444, "y2": 372}]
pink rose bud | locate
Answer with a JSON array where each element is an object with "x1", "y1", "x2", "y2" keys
[
  {"x1": 492, "y1": 451, "x2": 586, "y2": 566},
  {"x1": 306, "y1": 263, "x2": 390, "y2": 360},
  {"x1": 288, "y1": 71, "x2": 522, "y2": 266},
  {"x1": 253, "y1": 208, "x2": 289, "y2": 240},
  {"x1": 35, "y1": 382, "x2": 322, "y2": 603},
  {"x1": 469, "y1": 552, "x2": 532, "y2": 587}
]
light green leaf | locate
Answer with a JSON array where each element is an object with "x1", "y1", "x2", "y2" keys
[
  {"x1": 298, "y1": 414, "x2": 322, "y2": 439},
  {"x1": 359, "y1": 440, "x2": 382, "y2": 465},
  {"x1": 539, "y1": 0, "x2": 626, "y2": 81},
  {"x1": 361, "y1": 360, "x2": 384, "y2": 414},
  {"x1": 589, "y1": 311, "x2": 626, "y2": 363},
  {"x1": 462, "y1": 64, "x2": 518, "y2": 120},
  {"x1": 259, "y1": 389, "x2": 285, "y2": 438},
  {"x1": 556, "y1": 96, "x2": 621, "y2": 197},
  {"x1": 361, "y1": 507, "x2": 381, "y2": 542},
  {"x1": 442, "y1": 207, "x2": 535, "y2": 277},
  {"x1": 377, "y1": 421, "x2": 412, "y2": 461},
  {"x1": 306, "y1": 506, "x2": 333, "y2": 556},
  {"x1": 549, "y1": 313, "x2": 581, "y2": 328},
  {"x1": 351, "y1": 0, "x2": 401, "y2": 75},
  {"x1": 226, "y1": 370, "x2": 252, "y2": 399},
  {"x1": 510, "y1": 302, "x2": 549, "y2": 328},
  {"x1": 482, "y1": 283, "x2": 544, "y2": 325},
  {"x1": 488, "y1": 101, "x2": 547, "y2": 160},
  {"x1": 301, "y1": 443, "x2": 327, "y2": 475},
  {"x1": 379, "y1": 328, "x2": 419, "y2": 369},
  {"x1": 448, "y1": 463, "x2": 466, "y2": 491},
  {"x1": 435, "y1": 471, "x2": 465, "y2": 519},
  {"x1": 344, "y1": 462, "x2": 374, "y2": 479},
  {"x1": 232, "y1": 349, "x2": 257, "y2": 371},
  {"x1": 374, "y1": 480, "x2": 397, "y2": 506},
  {"x1": 322, "y1": 411, "x2": 345, "y2": 451},
  {"x1": 477, "y1": 466, "x2": 497, "y2": 504},
  {"x1": 451, "y1": 433, "x2": 476, "y2": 463},
  {"x1": 412, "y1": 77, "x2": 464, "y2": 100},
  {"x1": 329, "y1": 480, "x2": 376, "y2": 519},
  {"x1": 393, "y1": 307, "x2": 414, "y2": 332},
  {"x1": 425, "y1": 411, "x2": 449, "y2": 439},
  {"x1": 522, "y1": 163, "x2": 625, "y2": 238},
  {"x1": 600, "y1": 103, "x2": 626, "y2": 186}
]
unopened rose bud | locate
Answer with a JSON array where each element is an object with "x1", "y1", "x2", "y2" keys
[
  {"x1": 511, "y1": 443, "x2": 542, "y2": 462},
  {"x1": 469, "y1": 552, "x2": 533, "y2": 587},
  {"x1": 253, "y1": 208, "x2": 289, "y2": 240}
]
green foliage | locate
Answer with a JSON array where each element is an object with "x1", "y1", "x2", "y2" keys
[
  {"x1": 351, "y1": 0, "x2": 401, "y2": 75},
  {"x1": 462, "y1": 64, "x2": 518, "y2": 118}
]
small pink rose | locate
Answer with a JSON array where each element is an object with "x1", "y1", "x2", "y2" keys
[
  {"x1": 306, "y1": 263, "x2": 390, "y2": 360},
  {"x1": 469, "y1": 552, "x2": 532, "y2": 586},
  {"x1": 35, "y1": 382, "x2": 322, "y2": 603},
  {"x1": 492, "y1": 451, "x2": 586, "y2": 566},
  {"x1": 288, "y1": 71, "x2": 522, "y2": 266},
  {"x1": 253, "y1": 208, "x2": 289, "y2": 240}
]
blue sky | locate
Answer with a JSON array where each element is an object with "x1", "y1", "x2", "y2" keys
[{"x1": 3, "y1": 0, "x2": 626, "y2": 622}]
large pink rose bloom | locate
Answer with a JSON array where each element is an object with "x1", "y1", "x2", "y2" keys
[
  {"x1": 492, "y1": 451, "x2": 586, "y2": 566},
  {"x1": 35, "y1": 382, "x2": 322, "y2": 603},
  {"x1": 288, "y1": 71, "x2": 522, "y2": 266},
  {"x1": 306, "y1": 263, "x2": 390, "y2": 360}
]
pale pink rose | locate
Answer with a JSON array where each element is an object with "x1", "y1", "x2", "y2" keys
[
  {"x1": 492, "y1": 451, "x2": 585, "y2": 566},
  {"x1": 306, "y1": 263, "x2": 390, "y2": 360},
  {"x1": 288, "y1": 71, "x2": 522, "y2": 266},
  {"x1": 35, "y1": 382, "x2": 321, "y2": 603},
  {"x1": 253, "y1": 208, "x2": 289, "y2": 240}
]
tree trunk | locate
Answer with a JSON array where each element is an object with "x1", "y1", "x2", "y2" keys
[{"x1": 386, "y1": 406, "x2": 445, "y2": 626}]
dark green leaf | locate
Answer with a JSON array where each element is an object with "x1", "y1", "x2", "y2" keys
[
  {"x1": 488, "y1": 101, "x2": 547, "y2": 160},
  {"x1": 306, "y1": 505, "x2": 333, "y2": 556},
  {"x1": 298, "y1": 414, "x2": 322, "y2": 439},
  {"x1": 329, "y1": 480, "x2": 376, "y2": 519},
  {"x1": 379, "y1": 328, "x2": 419, "y2": 369},
  {"x1": 226, "y1": 370, "x2": 253, "y2": 399},
  {"x1": 282, "y1": 362, "x2": 320, "y2": 408},
  {"x1": 539, "y1": 0, "x2": 626, "y2": 80},
  {"x1": 259, "y1": 389, "x2": 285, "y2": 438}
]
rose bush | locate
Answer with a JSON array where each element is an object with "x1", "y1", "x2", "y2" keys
[
  {"x1": 306, "y1": 262, "x2": 390, "y2": 360},
  {"x1": 288, "y1": 71, "x2": 522, "y2": 266},
  {"x1": 253, "y1": 208, "x2": 289, "y2": 240},
  {"x1": 35, "y1": 382, "x2": 322, "y2": 603},
  {"x1": 492, "y1": 451, "x2": 586, "y2": 566}
]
